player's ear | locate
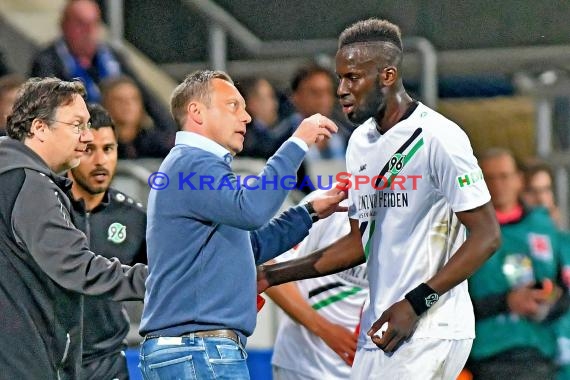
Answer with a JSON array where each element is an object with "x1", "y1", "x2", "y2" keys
[
  {"x1": 31, "y1": 118, "x2": 49, "y2": 142},
  {"x1": 381, "y1": 66, "x2": 398, "y2": 87},
  {"x1": 187, "y1": 101, "x2": 204, "y2": 125}
]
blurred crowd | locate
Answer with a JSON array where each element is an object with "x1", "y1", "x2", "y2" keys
[
  {"x1": 463, "y1": 150, "x2": 570, "y2": 380},
  {"x1": 0, "y1": 0, "x2": 352, "y2": 169}
]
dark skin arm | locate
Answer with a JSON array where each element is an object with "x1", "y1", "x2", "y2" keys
[
  {"x1": 369, "y1": 201, "x2": 501, "y2": 352},
  {"x1": 257, "y1": 217, "x2": 365, "y2": 293}
]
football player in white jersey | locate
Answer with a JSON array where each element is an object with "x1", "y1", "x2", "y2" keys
[
  {"x1": 258, "y1": 18, "x2": 500, "y2": 379},
  {"x1": 268, "y1": 191, "x2": 368, "y2": 380}
]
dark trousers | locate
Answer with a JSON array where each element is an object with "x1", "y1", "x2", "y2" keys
[
  {"x1": 467, "y1": 348, "x2": 556, "y2": 380},
  {"x1": 81, "y1": 351, "x2": 129, "y2": 380}
]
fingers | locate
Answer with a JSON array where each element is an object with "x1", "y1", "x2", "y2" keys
[
  {"x1": 368, "y1": 313, "x2": 407, "y2": 353},
  {"x1": 370, "y1": 324, "x2": 404, "y2": 353},
  {"x1": 339, "y1": 340, "x2": 356, "y2": 365},
  {"x1": 324, "y1": 183, "x2": 347, "y2": 197},
  {"x1": 318, "y1": 116, "x2": 338, "y2": 133},
  {"x1": 317, "y1": 128, "x2": 333, "y2": 140},
  {"x1": 338, "y1": 350, "x2": 354, "y2": 366},
  {"x1": 293, "y1": 113, "x2": 338, "y2": 146},
  {"x1": 367, "y1": 315, "x2": 388, "y2": 336},
  {"x1": 332, "y1": 188, "x2": 348, "y2": 200}
]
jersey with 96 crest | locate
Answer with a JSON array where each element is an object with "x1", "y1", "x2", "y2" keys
[{"x1": 346, "y1": 102, "x2": 490, "y2": 348}]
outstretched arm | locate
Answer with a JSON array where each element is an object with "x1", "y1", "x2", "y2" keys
[
  {"x1": 369, "y1": 201, "x2": 500, "y2": 352},
  {"x1": 257, "y1": 218, "x2": 365, "y2": 292},
  {"x1": 251, "y1": 188, "x2": 347, "y2": 264}
]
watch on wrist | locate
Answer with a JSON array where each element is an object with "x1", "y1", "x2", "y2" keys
[
  {"x1": 304, "y1": 201, "x2": 319, "y2": 223},
  {"x1": 405, "y1": 283, "x2": 439, "y2": 316}
]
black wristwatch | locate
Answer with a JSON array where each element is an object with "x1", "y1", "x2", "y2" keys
[{"x1": 303, "y1": 201, "x2": 320, "y2": 223}]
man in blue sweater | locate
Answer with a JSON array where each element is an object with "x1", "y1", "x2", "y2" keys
[{"x1": 139, "y1": 70, "x2": 345, "y2": 379}]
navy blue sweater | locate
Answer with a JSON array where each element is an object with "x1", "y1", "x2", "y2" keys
[{"x1": 141, "y1": 138, "x2": 312, "y2": 343}]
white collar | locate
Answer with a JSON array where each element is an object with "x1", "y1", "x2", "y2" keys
[{"x1": 175, "y1": 131, "x2": 233, "y2": 163}]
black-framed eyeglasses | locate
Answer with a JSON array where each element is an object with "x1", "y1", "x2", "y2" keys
[{"x1": 47, "y1": 119, "x2": 92, "y2": 134}]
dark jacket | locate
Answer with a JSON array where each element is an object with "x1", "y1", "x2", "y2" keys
[
  {"x1": 71, "y1": 189, "x2": 147, "y2": 364},
  {"x1": 0, "y1": 138, "x2": 147, "y2": 380}
]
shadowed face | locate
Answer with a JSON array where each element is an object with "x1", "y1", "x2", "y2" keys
[
  {"x1": 62, "y1": 0, "x2": 102, "y2": 59},
  {"x1": 0, "y1": 86, "x2": 19, "y2": 130},
  {"x1": 247, "y1": 79, "x2": 278, "y2": 126},
  {"x1": 70, "y1": 127, "x2": 117, "y2": 195},
  {"x1": 524, "y1": 170, "x2": 555, "y2": 209},
  {"x1": 103, "y1": 82, "x2": 144, "y2": 128},
  {"x1": 336, "y1": 45, "x2": 386, "y2": 124},
  {"x1": 292, "y1": 72, "x2": 335, "y2": 118},
  {"x1": 481, "y1": 154, "x2": 523, "y2": 211}
]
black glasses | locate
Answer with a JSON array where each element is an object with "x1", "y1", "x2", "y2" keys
[{"x1": 48, "y1": 119, "x2": 92, "y2": 134}]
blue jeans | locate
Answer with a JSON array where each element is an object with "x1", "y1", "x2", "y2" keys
[{"x1": 139, "y1": 335, "x2": 249, "y2": 380}]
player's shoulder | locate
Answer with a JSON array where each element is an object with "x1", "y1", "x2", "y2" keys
[
  {"x1": 416, "y1": 103, "x2": 462, "y2": 134},
  {"x1": 415, "y1": 103, "x2": 470, "y2": 148},
  {"x1": 107, "y1": 188, "x2": 146, "y2": 215}
]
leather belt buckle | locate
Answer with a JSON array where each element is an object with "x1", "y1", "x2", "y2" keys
[{"x1": 193, "y1": 329, "x2": 239, "y2": 345}]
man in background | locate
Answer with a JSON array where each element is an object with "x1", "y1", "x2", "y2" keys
[
  {"x1": 522, "y1": 158, "x2": 570, "y2": 380},
  {"x1": 278, "y1": 63, "x2": 346, "y2": 162},
  {"x1": 237, "y1": 76, "x2": 282, "y2": 159},
  {"x1": 0, "y1": 73, "x2": 25, "y2": 136},
  {"x1": 468, "y1": 148, "x2": 570, "y2": 379},
  {"x1": 68, "y1": 103, "x2": 146, "y2": 379},
  {"x1": 30, "y1": 0, "x2": 175, "y2": 133}
]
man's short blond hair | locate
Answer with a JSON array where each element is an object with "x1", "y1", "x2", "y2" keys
[{"x1": 170, "y1": 70, "x2": 233, "y2": 128}]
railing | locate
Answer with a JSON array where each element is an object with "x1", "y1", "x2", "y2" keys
[
  {"x1": 181, "y1": 0, "x2": 438, "y2": 108},
  {"x1": 516, "y1": 73, "x2": 570, "y2": 229}
]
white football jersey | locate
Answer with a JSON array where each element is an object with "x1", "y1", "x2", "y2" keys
[
  {"x1": 346, "y1": 102, "x2": 490, "y2": 348},
  {"x1": 272, "y1": 198, "x2": 369, "y2": 380}
]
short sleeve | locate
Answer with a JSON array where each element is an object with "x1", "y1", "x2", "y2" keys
[
  {"x1": 429, "y1": 125, "x2": 491, "y2": 212},
  {"x1": 345, "y1": 137, "x2": 359, "y2": 220}
]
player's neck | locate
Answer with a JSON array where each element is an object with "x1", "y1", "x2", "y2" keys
[
  {"x1": 71, "y1": 185, "x2": 105, "y2": 212},
  {"x1": 375, "y1": 90, "x2": 415, "y2": 134}
]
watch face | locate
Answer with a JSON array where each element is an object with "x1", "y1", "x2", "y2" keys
[{"x1": 425, "y1": 293, "x2": 439, "y2": 307}]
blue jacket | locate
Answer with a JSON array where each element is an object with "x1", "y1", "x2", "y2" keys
[{"x1": 141, "y1": 134, "x2": 313, "y2": 344}]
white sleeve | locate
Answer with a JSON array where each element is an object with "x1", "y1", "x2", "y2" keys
[
  {"x1": 429, "y1": 124, "x2": 491, "y2": 212},
  {"x1": 345, "y1": 138, "x2": 359, "y2": 220}
]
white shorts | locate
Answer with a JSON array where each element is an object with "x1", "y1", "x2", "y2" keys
[{"x1": 350, "y1": 338, "x2": 473, "y2": 380}]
